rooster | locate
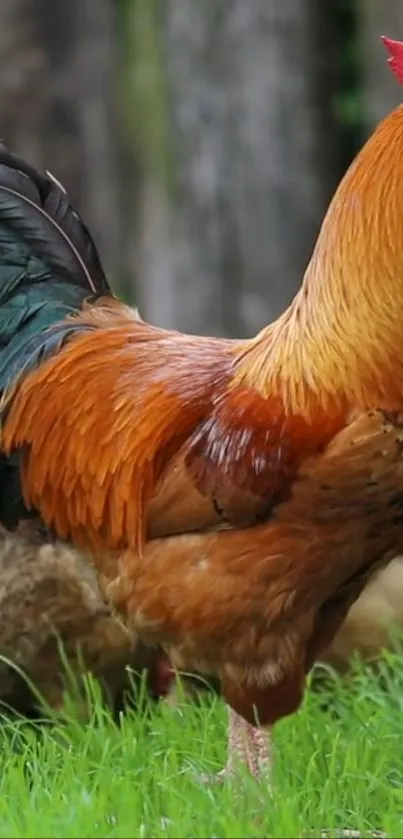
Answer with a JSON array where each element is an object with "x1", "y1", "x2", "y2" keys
[{"x1": 1, "y1": 33, "x2": 403, "y2": 785}]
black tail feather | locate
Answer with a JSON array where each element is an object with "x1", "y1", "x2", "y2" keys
[
  {"x1": 0, "y1": 144, "x2": 110, "y2": 298},
  {"x1": 0, "y1": 144, "x2": 113, "y2": 528}
]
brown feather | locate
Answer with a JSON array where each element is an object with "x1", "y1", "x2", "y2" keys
[{"x1": 105, "y1": 410, "x2": 403, "y2": 725}]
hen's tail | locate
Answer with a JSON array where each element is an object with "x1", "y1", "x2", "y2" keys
[{"x1": 0, "y1": 144, "x2": 112, "y2": 526}]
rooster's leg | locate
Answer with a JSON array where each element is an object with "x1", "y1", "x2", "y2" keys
[
  {"x1": 200, "y1": 706, "x2": 272, "y2": 785},
  {"x1": 225, "y1": 706, "x2": 273, "y2": 780}
]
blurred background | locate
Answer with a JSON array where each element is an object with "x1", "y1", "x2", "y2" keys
[{"x1": 1, "y1": 0, "x2": 402, "y2": 337}]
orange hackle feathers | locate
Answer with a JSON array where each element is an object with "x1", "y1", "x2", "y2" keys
[{"x1": 234, "y1": 105, "x2": 403, "y2": 417}]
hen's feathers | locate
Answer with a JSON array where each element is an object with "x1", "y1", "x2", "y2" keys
[{"x1": 0, "y1": 520, "x2": 134, "y2": 716}]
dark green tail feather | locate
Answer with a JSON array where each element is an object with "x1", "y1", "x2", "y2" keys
[{"x1": 0, "y1": 144, "x2": 111, "y2": 527}]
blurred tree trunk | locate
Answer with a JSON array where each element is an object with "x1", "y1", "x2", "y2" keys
[
  {"x1": 137, "y1": 0, "x2": 344, "y2": 336},
  {"x1": 359, "y1": 0, "x2": 403, "y2": 129},
  {"x1": 0, "y1": 0, "x2": 126, "y2": 288}
]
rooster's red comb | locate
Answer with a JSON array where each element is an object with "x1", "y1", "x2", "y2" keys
[{"x1": 382, "y1": 35, "x2": 403, "y2": 85}]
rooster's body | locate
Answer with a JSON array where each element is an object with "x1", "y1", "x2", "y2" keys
[{"x1": 1, "y1": 37, "x2": 403, "y2": 783}]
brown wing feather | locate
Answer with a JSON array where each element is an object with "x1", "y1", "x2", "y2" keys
[
  {"x1": 185, "y1": 384, "x2": 345, "y2": 526},
  {"x1": 148, "y1": 451, "x2": 222, "y2": 538}
]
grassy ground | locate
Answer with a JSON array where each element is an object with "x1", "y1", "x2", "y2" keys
[{"x1": 0, "y1": 656, "x2": 403, "y2": 839}]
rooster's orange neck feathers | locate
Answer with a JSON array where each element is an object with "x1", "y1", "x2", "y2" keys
[{"x1": 235, "y1": 105, "x2": 403, "y2": 419}]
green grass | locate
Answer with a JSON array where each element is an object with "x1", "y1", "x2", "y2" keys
[{"x1": 0, "y1": 656, "x2": 403, "y2": 838}]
